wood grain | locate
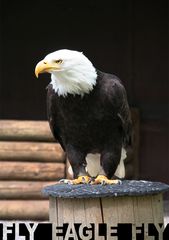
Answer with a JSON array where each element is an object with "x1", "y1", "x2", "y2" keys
[
  {"x1": 0, "y1": 181, "x2": 56, "y2": 199},
  {"x1": 0, "y1": 141, "x2": 65, "y2": 162},
  {"x1": 49, "y1": 197, "x2": 57, "y2": 223},
  {"x1": 0, "y1": 200, "x2": 49, "y2": 220},
  {"x1": 84, "y1": 198, "x2": 103, "y2": 223},
  {"x1": 101, "y1": 197, "x2": 119, "y2": 225},
  {"x1": 0, "y1": 161, "x2": 65, "y2": 180},
  {"x1": 0, "y1": 120, "x2": 54, "y2": 141},
  {"x1": 133, "y1": 195, "x2": 154, "y2": 223},
  {"x1": 151, "y1": 194, "x2": 164, "y2": 224}
]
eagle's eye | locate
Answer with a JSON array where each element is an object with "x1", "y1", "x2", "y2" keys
[{"x1": 54, "y1": 59, "x2": 63, "y2": 64}]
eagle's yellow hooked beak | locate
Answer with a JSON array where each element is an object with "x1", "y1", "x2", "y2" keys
[{"x1": 35, "y1": 60, "x2": 61, "y2": 78}]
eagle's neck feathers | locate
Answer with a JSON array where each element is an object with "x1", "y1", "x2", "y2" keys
[{"x1": 51, "y1": 63, "x2": 97, "y2": 97}]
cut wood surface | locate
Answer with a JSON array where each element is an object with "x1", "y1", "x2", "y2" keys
[
  {"x1": 49, "y1": 194, "x2": 164, "y2": 232},
  {"x1": 0, "y1": 200, "x2": 49, "y2": 220},
  {"x1": 0, "y1": 120, "x2": 54, "y2": 141},
  {"x1": 55, "y1": 198, "x2": 103, "y2": 226},
  {"x1": 0, "y1": 141, "x2": 65, "y2": 162},
  {"x1": 101, "y1": 194, "x2": 163, "y2": 225},
  {"x1": 0, "y1": 181, "x2": 56, "y2": 199},
  {"x1": 0, "y1": 162, "x2": 65, "y2": 180}
]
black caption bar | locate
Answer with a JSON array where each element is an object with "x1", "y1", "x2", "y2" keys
[
  {"x1": 0, "y1": 222, "x2": 168, "y2": 240},
  {"x1": 0, "y1": 223, "x2": 52, "y2": 240}
]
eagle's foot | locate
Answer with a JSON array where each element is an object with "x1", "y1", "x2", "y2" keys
[
  {"x1": 92, "y1": 175, "x2": 121, "y2": 185},
  {"x1": 59, "y1": 176, "x2": 91, "y2": 185}
]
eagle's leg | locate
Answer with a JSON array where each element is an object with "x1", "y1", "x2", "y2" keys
[
  {"x1": 60, "y1": 145, "x2": 91, "y2": 184},
  {"x1": 92, "y1": 148, "x2": 122, "y2": 185}
]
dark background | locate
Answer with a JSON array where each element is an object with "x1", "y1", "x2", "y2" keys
[{"x1": 0, "y1": 0, "x2": 168, "y2": 183}]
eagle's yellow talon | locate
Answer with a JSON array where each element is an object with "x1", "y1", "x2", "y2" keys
[
  {"x1": 60, "y1": 176, "x2": 91, "y2": 185},
  {"x1": 92, "y1": 175, "x2": 121, "y2": 185},
  {"x1": 72, "y1": 176, "x2": 91, "y2": 184}
]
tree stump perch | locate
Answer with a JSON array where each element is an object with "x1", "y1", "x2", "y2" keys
[{"x1": 43, "y1": 180, "x2": 169, "y2": 240}]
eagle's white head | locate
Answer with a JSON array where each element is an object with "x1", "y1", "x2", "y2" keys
[{"x1": 35, "y1": 49, "x2": 97, "y2": 96}]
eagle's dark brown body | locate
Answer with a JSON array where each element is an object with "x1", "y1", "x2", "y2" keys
[{"x1": 47, "y1": 70, "x2": 131, "y2": 179}]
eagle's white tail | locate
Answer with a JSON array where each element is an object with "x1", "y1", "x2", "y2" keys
[{"x1": 68, "y1": 148, "x2": 127, "y2": 179}]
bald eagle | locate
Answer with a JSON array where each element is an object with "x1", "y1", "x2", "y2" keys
[{"x1": 35, "y1": 49, "x2": 131, "y2": 184}]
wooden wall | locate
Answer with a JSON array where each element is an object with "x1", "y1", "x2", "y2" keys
[
  {"x1": 0, "y1": 0, "x2": 168, "y2": 183},
  {"x1": 0, "y1": 120, "x2": 66, "y2": 220}
]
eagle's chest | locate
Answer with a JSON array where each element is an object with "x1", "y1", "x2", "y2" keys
[
  {"x1": 58, "y1": 95, "x2": 107, "y2": 125},
  {"x1": 56, "y1": 95, "x2": 114, "y2": 144}
]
